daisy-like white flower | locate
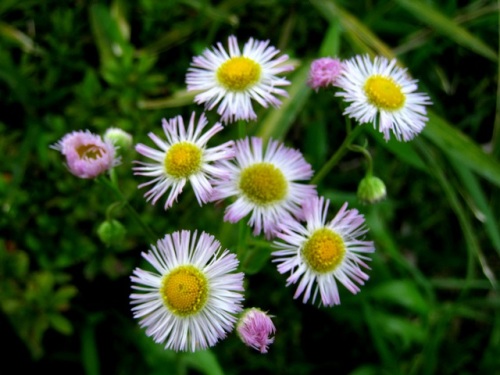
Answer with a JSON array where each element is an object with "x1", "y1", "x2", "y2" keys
[
  {"x1": 186, "y1": 35, "x2": 294, "y2": 123},
  {"x1": 133, "y1": 112, "x2": 234, "y2": 209},
  {"x1": 272, "y1": 196, "x2": 375, "y2": 307},
  {"x1": 130, "y1": 230, "x2": 245, "y2": 352},
  {"x1": 236, "y1": 308, "x2": 276, "y2": 354},
  {"x1": 210, "y1": 137, "x2": 316, "y2": 239},
  {"x1": 307, "y1": 57, "x2": 344, "y2": 91},
  {"x1": 51, "y1": 130, "x2": 120, "y2": 179},
  {"x1": 335, "y1": 54, "x2": 432, "y2": 142}
]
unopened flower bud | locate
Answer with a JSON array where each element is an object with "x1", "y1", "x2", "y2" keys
[
  {"x1": 104, "y1": 127, "x2": 133, "y2": 152},
  {"x1": 357, "y1": 175, "x2": 387, "y2": 204},
  {"x1": 97, "y1": 219, "x2": 126, "y2": 246},
  {"x1": 307, "y1": 57, "x2": 344, "y2": 92},
  {"x1": 236, "y1": 308, "x2": 276, "y2": 354},
  {"x1": 51, "y1": 130, "x2": 120, "y2": 179}
]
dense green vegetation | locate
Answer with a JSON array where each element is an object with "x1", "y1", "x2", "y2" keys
[{"x1": 1, "y1": 1, "x2": 499, "y2": 374}]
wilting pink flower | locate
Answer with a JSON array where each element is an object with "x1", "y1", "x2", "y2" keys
[
  {"x1": 307, "y1": 57, "x2": 343, "y2": 91},
  {"x1": 237, "y1": 308, "x2": 276, "y2": 353},
  {"x1": 51, "y1": 130, "x2": 119, "y2": 179}
]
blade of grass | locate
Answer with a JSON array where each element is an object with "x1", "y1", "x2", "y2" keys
[
  {"x1": 254, "y1": 62, "x2": 311, "y2": 142},
  {"x1": 394, "y1": 0, "x2": 497, "y2": 61},
  {"x1": 493, "y1": 0, "x2": 500, "y2": 157},
  {"x1": 310, "y1": 0, "x2": 395, "y2": 59},
  {"x1": 254, "y1": 20, "x2": 342, "y2": 141},
  {"x1": 366, "y1": 126, "x2": 427, "y2": 172},
  {"x1": 415, "y1": 139, "x2": 497, "y2": 291},
  {"x1": 0, "y1": 21, "x2": 44, "y2": 55},
  {"x1": 89, "y1": 3, "x2": 131, "y2": 66},
  {"x1": 319, "y1": 18, "x2": 341, "y2": 57},
  {"x1": 393, "y1": 2, "x2": 499, "y2": 56},
  {"x1": 81, "y1": 320, "x2": 100, "y2": 375},
  {"x1": 140, "y1": 0, "x2": 241, "y2": 55},
  {"x1": 450, "y1": 159, "x2": 500, "y2": 256},
  {"x1": 365, "y1": 204, "x2": 435, "y2": 304},
  {"x1": 360, "y1": 294, "x2": 399, "y2": 373},
  {"x1": 423, "y1": 111, "x2": 500, "y2": 188},
  {"x1": 137, "y1": 90, "x2": 196, "y2": 110}
]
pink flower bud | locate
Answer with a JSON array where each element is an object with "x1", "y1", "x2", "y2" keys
[
  {"x1": 307, "y1": 57, "x2": 344, "y2": 91},
  {"x1": 237, "y1": 308, "x2": 276, "y2": 354},
  {"x1": 51, "y1": 130, "x2": 120, "y2": 179}
]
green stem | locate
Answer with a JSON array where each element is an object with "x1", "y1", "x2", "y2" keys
[
  {"x1": 237, "y1": 219, "x2": 249, "y2": 261},
  {"x1": 311, "y1": 125, "x2": 364, "y2": 185},
  {"x1": 97, "y1": 176, "x2": 159, "y2": 243},
  {"x1": 238, "y1": 120, "x2": 247, "y2": 139},
  {"x1": 492, "y1": 0, "x2": 500, "y2": 157},
  {"x1": 348, "y1": 143, "x2": 373, "y2": 176}
]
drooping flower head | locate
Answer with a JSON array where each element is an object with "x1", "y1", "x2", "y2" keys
[
  {"x1": 130, "y1": 230, "x2": 245, "y2": 352},
  {"x1": 133, "y1": 112, "x2": 234, "y2": 210},
  {"x1": 51, "y1": 130, "x2": 120, "y2": 179},
  {"x1": 186, "y1": 35, "x2": 294, "y2": 123},
  {"x1": 357, "y1": 175, "x2": 387, "y2": 204},
  {"x1": 273, "y1": 196, "x2": 375, "y2": 307},
  {"x1": 307, "y1": 57, "x2": 344, "y2": 91},
  {"x1": 335, "y1": 54, "x2": 432, "y2": 142},
  {"x1": 236, "y1": 308, "x2": 276, "y2": 354},
  {"x1": 210, "y1": 137, "x2": 316, "y2": 239}
]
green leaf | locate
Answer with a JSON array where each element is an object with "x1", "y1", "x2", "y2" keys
[
  {"x1": 394, "y1": 0, "x2": 497, "y2": 61},
  {"x1": 48, "y1": 313, "x2": 73, "y2": 335},
  {"x1": 183, "y1": 350, "x2": 224, "y2": 375},
  {"x1": 53, "y1": 285, "x2": 78, "y2": 307}
]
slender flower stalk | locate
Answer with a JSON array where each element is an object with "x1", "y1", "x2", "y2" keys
[
  {"x1": 311, "y1": 125, "x2": 363, "y2": 185},
  {"x1": 97, "y1": 176, "x2": 159, "y2": 243}
]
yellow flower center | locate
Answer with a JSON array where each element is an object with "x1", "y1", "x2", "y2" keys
[
  {"x1": 217, "y1": 57, "x2": 261, "y2": 92},
  {"x1": 161, "y1": 265, "x2": 208, "y2": 316},
  {"x1": 302, "y1": 228, "x2": 346, "y2": 273},
  {"x1": 364, "y1": 75, "x2": 405, "y2": 111},
  {"x1": 164, "y1": 142, "x2": 202, "y2": 178},
  {"x1": 239, "y1": 162, "x2": 287, "y2": 205},
  {"x1": 77, "y1": 144, "x2": 104, "y2": 160}
]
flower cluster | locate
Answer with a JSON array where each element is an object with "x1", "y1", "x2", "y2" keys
[{"x1": 52, "y1": 35, "x2": 431, "y2": 353}]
